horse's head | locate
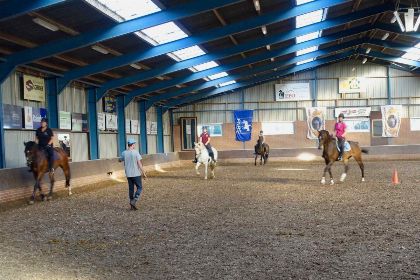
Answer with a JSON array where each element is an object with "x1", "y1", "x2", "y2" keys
[
  {"x1": 317, "y1": 130, "x2": 330, "y2": 149},
  {"x1": 24, "y1": 141, "x2": 37, "y2": 167}
]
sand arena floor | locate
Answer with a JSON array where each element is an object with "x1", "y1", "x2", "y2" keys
[{"x1": 0, "y1": 160, "x2": 419, "y2": 280}]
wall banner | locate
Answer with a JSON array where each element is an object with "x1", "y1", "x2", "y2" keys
[
  {"x1": 334, "y1": 107, "x2": 371, "y2": 118},
  {"x1": 234, "y1": 110, "x2": 253, "y2": 141},
  {"x1": 59, "y1": 111, "x2": 71, "y2": 130},
  {"x1": 97, "y1": 113, "x2": 105, "y2": 131},
  {"x1": 103, "y1": 96, "x2": 116, "y2": 113},
  {"x1": 23, "y1": 74, "x2": 45, "y2": 102},
  {"x1": 24, "y1": 106, "x2": 33, "y2": 129},
  {"x1": 306, "y1": 107, "x2": 326, "y2": 139},
  {"x1": 274, "y1": 83, "x2": 310, "y2": 101},
  {"x1": 339, "y1": 77, "x2": 367, "y2": 93},
  {"x1": 131, "y1": 120, "x2": 139, "y2": 134},
  {"x1": 105, "y1": 113, "x2": 118, "y2": 131},
  {"x1": 2, "y1": 104, "x2": 22, "y2": 129},
  {"x1": 146, "y1": 121, "x2": 157, "y2": 135},
  {"x1": 381, "y1": 105, "x2": 402, "y2": 137}
]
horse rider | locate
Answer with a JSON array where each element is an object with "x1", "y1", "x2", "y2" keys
[
  {"x1": 193, "y1": 127, "x2": 216, "y2": 163},
  {"x1": 35, "y1": 117, "x2": 55, "y2": 173},
  {"x1": 335, "y1": 113, "x2": 347, "y2": 161},
  {"x1": 254, "y1": 130, "x2": 265, "y2": 154}
]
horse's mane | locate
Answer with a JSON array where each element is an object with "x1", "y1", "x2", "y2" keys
[{"x1": 25, "y1": 141, "x2": 38, "y2": 150}]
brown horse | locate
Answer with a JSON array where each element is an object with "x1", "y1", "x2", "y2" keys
[
  {"x1": 317, "y1": 130, "x2": 368, "y2": 185},
  {"x1": 255, "y1": 136, "x2": 269, "y2": 166},
  {"x1": 24, "y1": 141, "x2": 71, "y2": 204}
]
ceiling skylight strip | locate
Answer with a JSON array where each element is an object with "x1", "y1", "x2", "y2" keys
[{"x1": 401, "y1": 43, "x2": 420, "y2": 61}]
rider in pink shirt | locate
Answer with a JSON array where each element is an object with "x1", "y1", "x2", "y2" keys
[{"x1": 334, "y1": 113, "x2": 347, "y2": 161}]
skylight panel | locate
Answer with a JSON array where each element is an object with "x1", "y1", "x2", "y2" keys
[
  {"x1": 296, "y1": 46, "x2": 317, "y2": 56},
  {"x1": 296, "y1": 10, "x2": 323, "y2": 28},
  {"x1": 218, "y1": 80, "x2": 236, "y2": 87},
  {"x1": 296, "y1": 31, "x2": 320, "y2": 43},
  {"x1": 208, "y1": 72, "x2": 229, "y2": 80},
  {"x1": 296, "y1": 58, "x2": 314, "y2": 65},
  {"x1": 171, "y1": 45, "x2": 205, "y2": 61},
  {"x1": 193, "y1": 61, "x2": 219, "y2": 71},
  {"x1": 402, "y1": 49, "x2": 420, "y2": 61},
  {"x1": 93, "y1": 0, "x2": 161, "y2": 20},
  {"x1": 296, "y1": 0, "x2": 314, "y2": 5},
  {"x1": 141, "y1": 22, "x2": 188, "y2": 45}
]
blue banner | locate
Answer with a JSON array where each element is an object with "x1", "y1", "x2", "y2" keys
[{"x1": 234, "y1": 110, "x2": 253, "y2": 141}]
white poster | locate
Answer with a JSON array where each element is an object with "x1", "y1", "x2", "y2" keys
[
  {"x1": 306, "y1": 107, "x2": 326, "y2": 139},
  {"x1": 275, "y1": 83, "x2": 310, "y2": 101},
  {"x1": 186, "y1": 124, "x2": 191, "y2": 135},
  {"x1": 125, "y1": 119, "x2": 131, "y2": 134},
  {"x1": 97, "y1": 113, "x2": 105, "y2": 131},
  {"x1": 131, "y1": 120, "x2": 139, "y2": 134},
  {"x1": 261, "y1": 122, "x2": 294, "y2": 135},
  {"x1": 381, "y1": 105, "x2": 402, "y2": 137},
  {"x1": 197, "y1": 124, "x2": 223, "y2": 137},
  {"x1": 24, "y1": 106, "x2": 33, "y2": 129},
  {"x1": 339, "y1": 77, "x2": 367, "y2": 93},
  {"x1": 147, "y1": 121, "x2": 157, "y2": 135},
  {"x1": 344, "y1": 118, "x2": 370, "y2": 132},
  {"x1": 334, "y1": 107, "x2": 371, "y2": 118},
  {"x1": 105, "y1": 113, "x2": 118, "y2": 131},
  {"x1": 410, "y1": 118, "x2": 420, "y2": 131},
  {"x1": 59, "y1": 111, "x2": 71, "y2": 130}
]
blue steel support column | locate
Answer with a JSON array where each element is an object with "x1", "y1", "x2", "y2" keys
[
  {"x1": 387, "y1": 66, "x2": 392, "y2": 105},
  {"x1": 45, "y1": 78, "x2": 58, "y2": 128},
  {"x1": 87, "y1": 88, "x2": 99, "y2": 160},
  {"x1": 156, "y1": 106, "x2": 164, "y2": 153},
  {"x1": 139, "y1": 101, "x2": 148, "y2": 154},
  {"x1": 117, "y1": 95, "x2": 126, "y2": 156},
  {"x1": 0, "y1": 82, "x2": 5, "y2": 168}
]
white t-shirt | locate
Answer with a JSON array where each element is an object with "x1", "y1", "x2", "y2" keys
[{"x1": 120, "y1": 149, "x2": 142, "y2": 177}]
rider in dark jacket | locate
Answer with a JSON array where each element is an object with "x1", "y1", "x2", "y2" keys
[{"x1": 35, "y1": 118, "x2": 55, "y2": 173}]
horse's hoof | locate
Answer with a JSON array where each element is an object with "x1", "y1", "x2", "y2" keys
[
  {"x1": 40, "y1": 194, "x2": 47, "y2": 201},
  {"x1": 28, "y1": 200, "x2": 34, "y2": 205},
  {"x1": 68, "y1": 191, "x2": 72, "y2": 196},
  {"x1": 204, "y1": 177, "x2": 208, "y2": 180},
  {"x1": 321, "y1": 177, "x2": 326, "y2": 185},
  {"x1": 47, "y1": 196, "x2": 52, "y2": 201},
  {"x1": 330, "y1": 180, "x2": 335, "y2": 185},
  {"x1": 340, "y1": 173, "x2": 347, "y2": 182},
  {"x1": 361, "y1": 178, "x2": 365, "y2": 182}
]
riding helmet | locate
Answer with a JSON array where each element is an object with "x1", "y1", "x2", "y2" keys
[
  {"x1": 338, "y1": 113, "x2": 345, "y2": 119},
  {"x1": 41, "y1": 117, "x2": 48, "y2": 123}
]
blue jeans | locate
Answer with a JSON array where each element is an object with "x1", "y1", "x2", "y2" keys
[{"x1": 127, "y1": 176, "x2": 142, "y2": 202}]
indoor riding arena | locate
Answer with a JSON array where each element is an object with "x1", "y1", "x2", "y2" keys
[{"x1": 1, "y1": 0, "x2": 420, "y2": 279}]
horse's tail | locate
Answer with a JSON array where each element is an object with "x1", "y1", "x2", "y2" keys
[{"x1": 361, "y1": 148, "x2": 369, "y2": 154}]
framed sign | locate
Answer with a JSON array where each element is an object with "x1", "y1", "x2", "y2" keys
[
  {"x1": 103, "y1": 96, "x2": 116, "y2": 113},
  {"x1": 2, "y1": 104, "x2": 22, "y2": 129},
  {"x1": 147, "y1": 121, "x2": 157, "y2": 135},
  {"x1": 71, "y1": 113, "x2": 83, "y2": 132},
  {"x1": 344, "y1": 118, "x2": 370, "y2": 133},
  {"x1": 197, "y1": 124, "x2": 223, "y2": 137},
  {"x1": 24, "y1": 106, "x2": 33, "y2": 129},
  {"x1": 262, "y1": 122, "x2": 294, "y2": 135},
  {"x1": 334, "y1": 107, "x2": 371, "y2": 118},
  {"x1": 23, "y1": 74, "x2": 45, "y2": 102},
  {"x1": 82, "y1": 114, "x2": 88, "y2": 132},
  {"x1": 275, "y1": 83, "x2": 310, "y2": 101},
  {"x1": 59, "y1": 111, "x2": 71, "y2": 130},
  {"x1": 97, "y1": 113, "x2": 105, "y2": 131},
  {"x1": 372, "y1": 120, "x2": 383, "y2": 137},
  {"x1": 410, "y1": 118, "x2": 420, "y2": 131},
  {"x1": 105, "y1": 113, "x2": 118, "y2": 131},
  {"x1": 131, "y1": 120, "x2": 139, "y2": 134},
  {"x1": 339, "y1": 77, "x2": 367, "y2": 93}
]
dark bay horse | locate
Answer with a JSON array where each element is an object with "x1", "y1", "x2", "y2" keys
[
  {"x1": 255, "y1": 136, "x2": 269, "y2": 166},
  {"x1": 318, "y1": 130, "x2": 368, "y2": 185},
  {"x1": 24, "y1": 141, "x2": 71, "y2": 204}
]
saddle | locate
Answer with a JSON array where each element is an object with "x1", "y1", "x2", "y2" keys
[{"x1": 335, "y1": 140, "x2": 351, "y2": 152}]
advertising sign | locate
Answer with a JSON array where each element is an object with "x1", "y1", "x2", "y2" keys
[
  {"x1": 275, "y1": 83, "x2": 310, "y2": 101},
  {"x1": 23, "y1": 74, "x2": 45, "y2": 102}
]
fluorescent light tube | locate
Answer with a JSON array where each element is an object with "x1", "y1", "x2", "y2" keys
[
  {"x1": 253, "y1": 0, "x2": 260, "y2": 12},
  {"x1": 366, "y1": 48, "x2": 371, "y2": 54},
  {"x1": 261, "y1": 25, "x2": 267, "y2": 35},
  {"x1": 33, "y1": 17, "x2": 59, "y2": 31},
  {"x1": 381, "y1": 32, "x2": 389, "y2": 40},
  {"x1": 390, "y1": 16, "x2": 397, "y2": 23},
  {"x1": 414, "y1": 15, "x2": 420, "y2": 32},
  {"x1": 91, "y1": 45, "x2": 109, "y2": 54},
  {"x1": 130, "y1": 64, "x2": 142, "y2": 70},
  {"x1": 404, "y1": 8, "x2": 414, "y2": 32},
  {"x1": 362, "y1": 58, "x2": 367, "y2": 64},
  {"x1": 393, "y1": 11, "x2": 405, "y2": 32}
]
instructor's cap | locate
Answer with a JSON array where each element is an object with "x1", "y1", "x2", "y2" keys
[
  {"x1": 41, "y1": 117, "x2": 48, "y2": 123},
  {"x1": 127, "y1": 139, "x2": 136, "y2": 145}
]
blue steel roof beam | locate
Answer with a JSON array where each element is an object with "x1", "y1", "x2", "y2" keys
[
  {"x1": 375, "y1": 23, "x2": 420, "y2": 40},
  {"x1": 359, "y1": 50, "x2": 420, "y2": 68},
  {"x1": 2, "y1": 0, "x2": 242, "y2": 66},
  {"x1": 117, "y1": 4, "x2": 390, "y2": 104},
  {"x1": 367, "y1": 39, "x2": 420, "y2": 52},
  {"x1": 0, "y1": 0, "x2": 66, "y2": 21},
  {"x1": 164, "y1": 52, "x2": 353, "y2": 109},
  {"x1": 61, "y1": 0, "x2": 350, "y2": 94},
  {"x1": 144, "y1": 39, "x2": 363, "y2": 109},
  {"x1": 121, "y1": 24, "x2": 374, "y2": 106}
]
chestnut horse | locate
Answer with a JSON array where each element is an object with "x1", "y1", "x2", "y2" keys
[
  {"x1": 317, "y1": 130, "x2": 368, "y2": 185},
  {"x1": 255, "y1": 136, "x2": 269, "y2": 166},
  {"x1": 24, "y1": 141, "x2": 71, "y2": 204}
]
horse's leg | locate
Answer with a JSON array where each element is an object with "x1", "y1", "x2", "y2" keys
[
  {"x1": 354, "y1": 152, "x2": 365, "y2": 182},
  {"x1": 204, "y1": 162, "x2": 208, "y2": 180},
  {"x1": 340, "y1": 158, "x2": 349, "y2": 182},
  {"x1": 47, "y1": 171, "x2": 55, "y2": 200},
  {"x1": 321, "y1": 161, "x2": 334, "y2": 185},
  {"x1": 195, "y1": 162, "x2": 201, "y2": 175},
  {"x1": 260, "y1": 154, "x2": 263, "y2": 165},
  {"x1": 210, "y1": 163, "x2": 215, "y2": 179},
  {"x1": 62, "y1": 162, "x2": 72, "y2": 195},
  {"x1": 327, "y1": 163, "x2": 334, "y2": 185},
  {"x1": 254, "y1": 154, "x2": 257, "y2": 166}
]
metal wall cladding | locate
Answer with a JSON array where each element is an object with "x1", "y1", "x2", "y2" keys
[
  {"x1": 96, "y1": 99, "x2": 103, "y2": 113},
  {"x1": 163, "y1": 111, "x2": 170, "y2": 135},
  {"x1": 317, "y1": 79, "x2": 337, "y2": 100},
  {"x1": 71, "y1": 132, "x2": 89, "y2": 162},
  {"x1": 4, "y1": 130, "x2": 34, "y2": 168},
  {"x1": 257, "y1": 102, "x2": 298, "y2": 121},
  {"x1": 147, "y1": 135, "x2": 157, "y2": 154},
  {"x1": 164, "y1": 136, "x2": 172, "y2": 152},
  {"x1": 99, "y1": 133, "x2": 117, "y2": 159},
  {"x1": 125, "y1": 101, "x2": 138, "y2": 120},
  {"x1": 2, "y1": 72, "x2": 46, "y2": 108},
  {"x1": 390, "y1": 76, "x2": 420, "y2": 98},
  {"x1": 390, "y1": 67, "x2": 416, "y2": 77},
  {"x1": 146, "y1": 106, "x2": 157, "y2": 122},
  {"x1": 317, "y1": 60, "x2": 387, "y2": 79},
  {"x1": 59, "y1": 85, "x2": 87, "y2": 113}
]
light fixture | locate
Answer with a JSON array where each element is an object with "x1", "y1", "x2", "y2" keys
[
  {"x1": 391, "y1": 16, "x2": 397, "y2": 23},
  {"x1": 91, "y1": 45, "x2": 109, "y2": 54},
  {"x1": 266, "y1": 45, "x2": 271, "y2": 50},
  {"x1": 381, "y1": 32, "x2": 389, "y2": 40},
  {"x1": 393, "y1": 11, "x2": 406, "y2": 32},
  {"x1": 362, "y1": 58, "x2": 367, "y2": 64},
  {"x1": 261, "y1": 25, "x2": 267, "y2": 35},
  {"x1": 366, "y1": 48, "x2": 371, "y2": 54},
  {"x1": 253, "y1": 0, "x2": 260, "y2": 12},
  {"x1": 271, "y1": 57, "x2": 275, "y2": 62},
  {"x1": 414, "y1": 14, "x2": 420, "y2": 31},
  {"x1": 130, "y1": 64, "x2": 142, "y2": 70},
  {"x1": 33, "y1": 17, "x2": 59, "y2": 31},
  {"x1": 405, "y1": 8, "x2": 415, "y2": 32}
]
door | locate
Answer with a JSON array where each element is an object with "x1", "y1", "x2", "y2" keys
[{"x1": 180, "y1": 117, "x2": 197, "y2": 150}]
